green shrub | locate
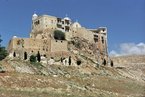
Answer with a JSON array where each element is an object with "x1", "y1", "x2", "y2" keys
[
  {"x1": 32, "y1": 62, "x2": 43, "y2": 69},
  {"x1": 76, "y1": 60, "x2": 81, "y2": 65},
  {"x1": 30, "y1": 55, "x2": 36, "y2": 63},
  {"x1": 0, "y1": 66, "x2": 5, "y2": 73},
  {"x1": 111, "y1": 60, "x2": 114, "y2": 67},
  {"x1": 54, "y1": 30, "x2": 65, "y2": 40},
  {"x1": 0, "y1": 35, "x2": 8, "y2": 60}
]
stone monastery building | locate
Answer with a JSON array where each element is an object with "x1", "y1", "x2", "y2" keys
[{"x1": 8, "y1": 13, "x2": 108, "y2": 62}]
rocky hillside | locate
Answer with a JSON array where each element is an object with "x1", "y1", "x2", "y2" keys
[
  {"x1": 111, "y1": 55, "x2": 145, "y2": 82},
  {"x1": 0, "y1": 55, "x2": 145, "y2": 97}
]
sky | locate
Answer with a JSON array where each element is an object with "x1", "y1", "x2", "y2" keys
[{"x1": 0, "y1": 0, "x2": 145, "y2": 56}]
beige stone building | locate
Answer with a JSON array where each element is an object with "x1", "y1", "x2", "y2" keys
[{"x1": 7, "y1": 13, "x2": 108, "y2": 62}]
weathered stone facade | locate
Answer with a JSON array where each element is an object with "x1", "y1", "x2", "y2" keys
[{"x1": 7, "y1": 13, "x2": 108, "y2": 63}]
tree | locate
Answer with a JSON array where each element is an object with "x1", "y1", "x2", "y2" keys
[
  {"x1": 30, "y1": 55, "x2": 36, "y2": 63},
  {"x1": 13, "y1": 52, "x2": 16, "y2": 57},
  {"x1": 0, "y1": 35, "x2": 2, "y2": 47},
  {"x1": 111, "y1": 60, "x2": 114, "y2": 67},
  {"x1": 54, "y1": 30, "x2": 65, "y2": 40},
  {"x1": 77, "y1": 60, "x2": 81, "y2": 65},
  {"x1": 0, "y1": 35, "x2": 8, "y2": 60},
  {"x1": 36, "y1": 51, "x2": 41, "y2": 62},
  {"x1": 68, "y1": 56, "x2": 71, "y2": 65},
  {"x1": 24, "y1": 52, "x2": 27, "y2": 60},
  {"x1": 103, "y1": 59, "x2": 106, "y2": 66}
]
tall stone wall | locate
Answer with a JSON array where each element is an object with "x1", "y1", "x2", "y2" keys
[
  {"x1": 31, "y1": 15, "x2": 57, "y2": 39},
  {"x1": 8, "y1": 38, "x2": 52, "y2": 58},
  {"x1": 50, "y1": 40, "x2": 68, "y2": 53}
]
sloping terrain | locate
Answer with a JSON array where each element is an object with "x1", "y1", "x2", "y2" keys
[
  {"x1": 112, "y1": 55, "x2": 145, "y2": 82},
  {"x1": 0, "y1": 56, "x2": 145, "y2": 97}
]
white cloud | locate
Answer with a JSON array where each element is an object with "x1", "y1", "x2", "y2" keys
[{"x1": 109, "y1": 42, "x2": 145, "y2": 56}]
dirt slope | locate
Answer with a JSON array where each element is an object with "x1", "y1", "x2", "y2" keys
[{"x1": 0, "y1": 56, "x2": 145, "y2": 97}]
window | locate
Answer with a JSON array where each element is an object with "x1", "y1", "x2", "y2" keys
[
  {"x1": 34, "y1": 20, "x2": 40, "y2": 25},
  {"x1": 65, "y1": 26, "x2": 70, "y2": 32},
  {"x1": 62, "y1": 21, "x2": 64, "y2": 24},
  {"x1": 94, "y1": 35, "x2": 98, "y2": 42},
  {"x1": 65, "y1": 20, "x2": 70, "y2": 25}
]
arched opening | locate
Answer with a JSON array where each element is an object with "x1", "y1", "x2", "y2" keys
[{"x1": 24, "y1": 52, "x2": 27, "y2": 60}]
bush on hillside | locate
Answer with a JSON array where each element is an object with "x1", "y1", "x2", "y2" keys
[
  {"x1": 76, "y1": 60, "x2": 81, "y2": 65},
  {"x1": 54, "y1": 30, "x2": 65, "y2": 40},
  {"x1": 0, "y1": 35, "x2": 8, "y2": 60},
  {"x1": 30, "y1": 55, "x2": 36, "y2": 63}
]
